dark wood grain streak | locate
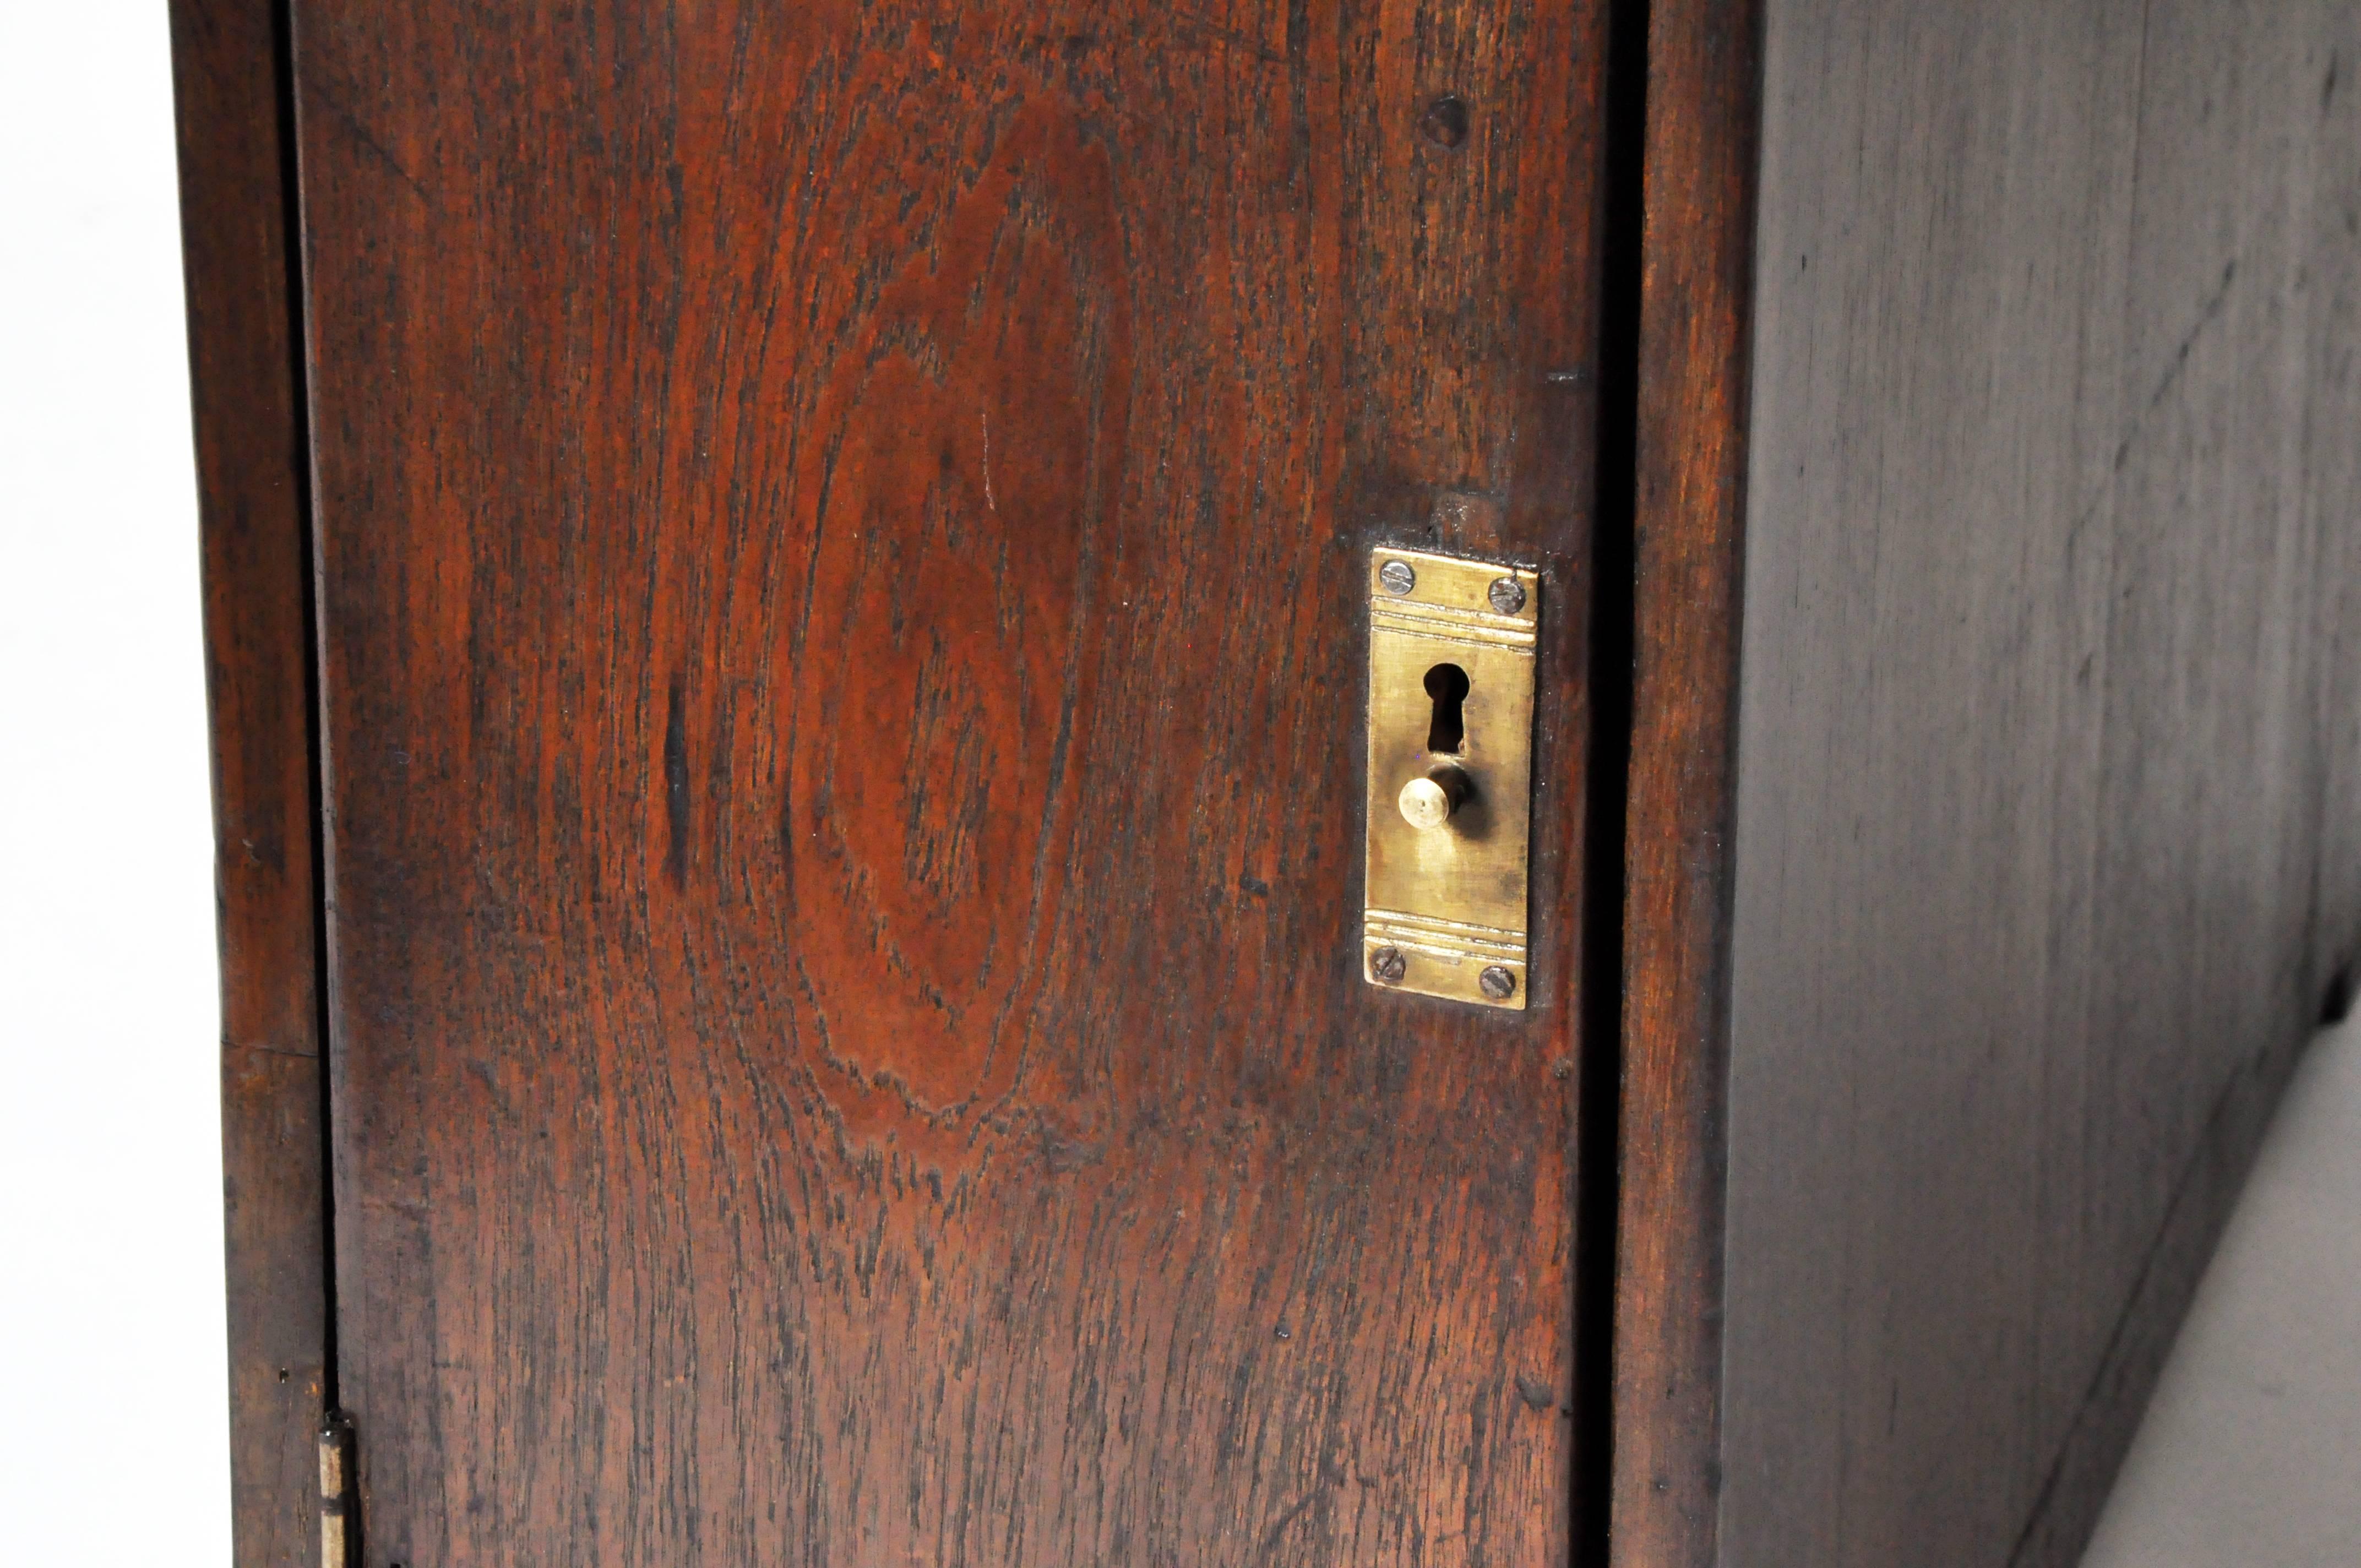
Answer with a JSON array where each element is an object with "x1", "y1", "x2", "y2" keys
[
  {"x1": 288, "y1": 2, "x2": 1615, "y2": 1561},
  {"x1": 167, "y1": 1, "x2": 334, "y2": 1563},
  {"x1": 1720, "y1": 4, "x2": 2361, "y2": 1565},
  {"x1": 1609, "y1": 1, "x2": 1764, "y2": 1566}
]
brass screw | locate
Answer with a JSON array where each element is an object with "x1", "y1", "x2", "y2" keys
[
  {"x1": 1479, "y1": 966, "x2": 1517, "y2": 1000},
  {"x1": 1370, "y1": 947, "x2": 1408, "y2": 983},
  {"x1": 1379, "y1": 560, "x2": 1417, "y2": 595},
  {"x1": 1488, "y1": 577, "x2": 1527, "y2": 614}
]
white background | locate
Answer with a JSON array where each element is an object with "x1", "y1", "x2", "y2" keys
[{"x1": 0, "y1": 4, "x2": 232, "y2": 1560}]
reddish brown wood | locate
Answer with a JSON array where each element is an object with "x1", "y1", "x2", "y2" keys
[
  {"x1": 288, "y1": 2, "x2": 1614, "y2": 1561},
  {"x1": 1611, "y1": 1, "x2": 1762, "y2": 1565},
  {"x1": 167, "y1": 1, "x2": 333, "y2": 1562}
]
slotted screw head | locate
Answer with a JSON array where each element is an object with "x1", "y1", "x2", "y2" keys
[
  {"x1": 1479, "y1": 966, "x2": 1517, "y2": 1000},
  {"x1": 1488, "y1": 577, "x2": 1527, "y2": 614},
  {"x1": 1379, "y1": 560, "x2": 1417, "y2": 595},
  {"x1": 1370, "y1": 946, "x2": 1408, "y2": 983}
]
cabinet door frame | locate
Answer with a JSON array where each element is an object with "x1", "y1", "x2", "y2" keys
[
  {"x1": 170, "y1": 1, "x2": 338, "y2": 1562},
  {"x1": 173, "y1": 1, "x2": 1769, "y2": 1563}
]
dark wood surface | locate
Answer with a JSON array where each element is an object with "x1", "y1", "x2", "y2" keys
[
  {"x1": 167, "y1": 2, "x2": 333, "y2": 1564},
  {"x1": 288, "y1": 2, "x2": 1616, "y2": 1561},
  {"x1": 1719, "y1": 3, "x2": 2361, "y2": 1566},
  {"x1": 181, "y1": 3, "x2": 2361, "y2": 1559},
  {"x1": 1609, "y1": 1, "x2": 1763, "y2": 1565}
]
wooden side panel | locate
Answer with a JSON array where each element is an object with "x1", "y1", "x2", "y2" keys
[
  {"x1": 1721, "y1": 4, "x2": 2361, "y2": 1565},
  {"x1": 289, "y1": 2, "x2": 1612, "y2": 1562},
  {"x1": 2304, "y1": 24, "x2": 2361, "y2": 1010},
  {"x1": 1611, "y1": 1, "x2": 1762, "y2": 1565},
  {"x1": 167, "y1": 1, "x2": 332, "y2": 1563}
]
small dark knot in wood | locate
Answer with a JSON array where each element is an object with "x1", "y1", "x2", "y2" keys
[{"x1": 1419, "y1": 94, "x2": 1471, "y2": 149}]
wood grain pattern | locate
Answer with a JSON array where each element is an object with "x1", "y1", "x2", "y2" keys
[
  {"x1": 1720, "y1": 3, "x2": 2361, "y2": 1566},
  {"x1": 1609, "y1": 1, "x2": 1762, "y2": 1565},
  {"x1": 167, "y1": 2, "x2": 334, "y2": 1563},
  {"x1": 287, "y1": 1, "x2": 1615, "y2": 1561}
]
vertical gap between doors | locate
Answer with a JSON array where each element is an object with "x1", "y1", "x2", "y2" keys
[
  {"x1": 1576, "y1": 0, "x2": 1651, "y2": 1562},
  {"x1": 270, "y1": 0, "x2": 345, "y2": 1459}
]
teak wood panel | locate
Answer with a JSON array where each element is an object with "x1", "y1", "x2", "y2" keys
[
  {"x1": 1720, "y1": 3, "x2": 2361, "y2": 1566},
  {"x1": 168, "y1": 0, "x2": 334, "y2": 1561},
  {"x1": 1609, "y1": 0, "x2": 1761, "y2": 1564},
  {"x1": 289, "y1": 2, "x2": 1614, "y2": 1562}
]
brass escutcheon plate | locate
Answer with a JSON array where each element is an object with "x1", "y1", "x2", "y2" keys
[{"x1": 1363, "y1": 547, "x2": 1538, "y2": 1009}]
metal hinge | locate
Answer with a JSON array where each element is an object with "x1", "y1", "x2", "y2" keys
[{"x1": 318, "y1": 1412, "x2": 355, "y2": 1568}]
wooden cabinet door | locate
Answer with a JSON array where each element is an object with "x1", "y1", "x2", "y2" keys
[{"x1": 291, "y1": 3, "x2": 1613, "y2": 1561}]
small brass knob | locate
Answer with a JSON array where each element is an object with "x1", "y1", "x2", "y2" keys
[{"x1": 1398, "y1": 767, "x2": 1471, "y2": 831}]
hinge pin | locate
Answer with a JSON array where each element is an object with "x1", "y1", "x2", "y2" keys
[{"x1": 319, "y1": 1412, "x2": 354, "y2": 1568}]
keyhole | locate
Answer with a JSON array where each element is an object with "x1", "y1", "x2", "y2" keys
[{"x1": 1424, "y1": 663, "x2": 1469, "y2": 754}]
